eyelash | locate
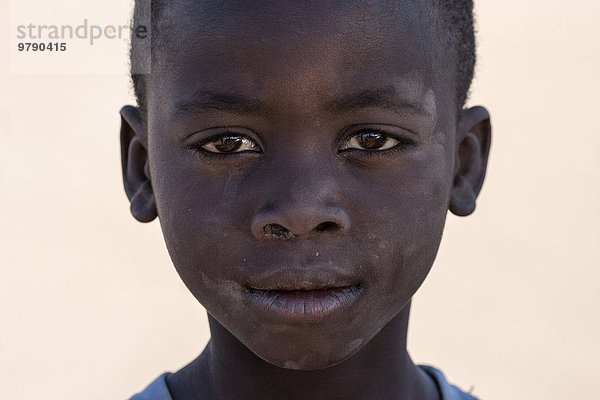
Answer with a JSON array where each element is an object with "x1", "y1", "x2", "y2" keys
[
  {"x1": 340, "y1": 129, "x2": 415, "y2": 158},
  {"x1": 187, "y1": 129, "x2": 414, "y2": 158},
  {"x1": 187, "y1": 130, "x2": 260, "y2": 159},
  {"x1": 348, "y1": 143, "x2": 412, "y2": 159}
]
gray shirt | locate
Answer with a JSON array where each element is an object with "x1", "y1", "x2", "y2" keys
[{"x1": 130, "y1": 365, "x2": 479, "y2": 400}]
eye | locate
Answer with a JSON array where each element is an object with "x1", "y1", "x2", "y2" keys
[
  {"x1": 340, "y1": 130, "x2": 400, "y2": 151},
  {"x1": 199, "y1": 135, "x2": 261, "y2": 154}
]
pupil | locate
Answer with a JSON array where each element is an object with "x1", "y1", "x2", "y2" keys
[
  {"x1": 215, "y1": 136, "x2": 243, "y2": 152},
  {"x1": 358, "y1": 132, "x2": 386, "y2": 149}
]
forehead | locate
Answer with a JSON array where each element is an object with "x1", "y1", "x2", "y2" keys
[
  {"x1": 157, "y1": 0, "x2": 433, "y2": 46},
  {"x1": 148, "y1": 0, "x2": 452, "y2": 125}
]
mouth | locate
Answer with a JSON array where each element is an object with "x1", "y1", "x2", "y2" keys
[{"x1": 245, "y1": 268, "x2": 363, "y2": 323}]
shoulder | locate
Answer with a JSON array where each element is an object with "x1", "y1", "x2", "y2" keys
[
  {"x1": 130, "y1": 373, "x2": 174, "y2": 400},
  {"x1": 131, "y1": 366, "x2": 477, "y2": 400},
  {"x1": 418, "y1": 365, "x2": 480, "y2": 400}
]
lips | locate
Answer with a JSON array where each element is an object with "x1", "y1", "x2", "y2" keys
[{"x1": 244, "y1": 266, "x2": 363, "y2": 323}]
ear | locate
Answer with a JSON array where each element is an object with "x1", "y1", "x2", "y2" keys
[
  {"x1": 120, "y1": 105, "x2": 157, "y2": 223},
  {"x1": 449, "y1": 106, "x2": 492, "y2": 217}
]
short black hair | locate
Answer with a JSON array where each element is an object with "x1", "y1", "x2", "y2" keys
[{"x1": 130, "y1": 0, "x2": 476, "y2": 119}]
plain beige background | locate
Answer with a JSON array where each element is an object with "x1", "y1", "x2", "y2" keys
[{"x1": 1, "y1": 1, "x2": 599, "y2": 399}]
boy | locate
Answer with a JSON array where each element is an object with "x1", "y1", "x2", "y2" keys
[{"x1": 122, "y1": 1, "x2": 491, "y2": 399}]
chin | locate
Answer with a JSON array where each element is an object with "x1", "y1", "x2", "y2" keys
[{"x1": 250, "y1": 335, "x2": 367, "y2": 371}]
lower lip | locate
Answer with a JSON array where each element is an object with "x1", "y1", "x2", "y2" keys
[{"x1": 246, "y1": 285, "x2": 362, "y2": 323}]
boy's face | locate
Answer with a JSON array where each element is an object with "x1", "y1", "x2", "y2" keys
[{"x1": 124, "y1": 0, "x2": 488, "y2": 370}]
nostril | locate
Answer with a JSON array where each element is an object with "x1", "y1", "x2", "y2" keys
[
  {"x1": 314, "y1": 221, "x2": 340, "y2": 232},
  {"x1": 264, "y1": 224, "x2": 294, "y2": 239}
]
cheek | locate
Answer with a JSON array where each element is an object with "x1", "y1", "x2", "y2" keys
[
  {"x1": 148, "y1": 143, "x2": 252, "y2": 303},
  {"x1": 352, "y1": 143, "x2": 452, "y2": 310}
]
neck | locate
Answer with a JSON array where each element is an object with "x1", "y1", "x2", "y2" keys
[{"x1": 168, "y1": 302, "x2": 439, "y2": 400}]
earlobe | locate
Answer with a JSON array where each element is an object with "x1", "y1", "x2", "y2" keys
[
  {"x1": 449, "y1": 106, "x2": 492, "y2": 217},
  {"x1": 120, "y1": 105, "x2": 157, "y2": 223}
]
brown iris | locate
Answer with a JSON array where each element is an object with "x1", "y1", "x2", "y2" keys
[
  {"x1": 214, "y1": 136, "x2": 243, "y2": 153},
  {"x1": 356, "y1": 132, "x2": 387, "y2": 150}
]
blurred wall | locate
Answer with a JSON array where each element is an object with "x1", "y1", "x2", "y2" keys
[{"x1": 1, "y1": 1, "x2": 599, "y2": 399}]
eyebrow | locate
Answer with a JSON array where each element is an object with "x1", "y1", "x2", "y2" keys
[
  {"x1": 172, "y1": 86, "x2": 431, "y2": 118},
  {"x1": 173, "y1": 90, "x2": 265, "y2": 116},
  {"x1": 327, "y1": 86, "x2": 431, "y2": 117}
]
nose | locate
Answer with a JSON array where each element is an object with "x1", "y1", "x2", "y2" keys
[
  {"x1": 251, "y1": 204, "x2": 350, "y2": 240},
  {"x1": 250, "y1": 147, "x2": 351, "y2": 240}
]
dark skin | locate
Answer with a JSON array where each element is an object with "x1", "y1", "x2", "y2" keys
[{"x1": 120, "y1": 1, "x2": 491, "y2": 399}]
